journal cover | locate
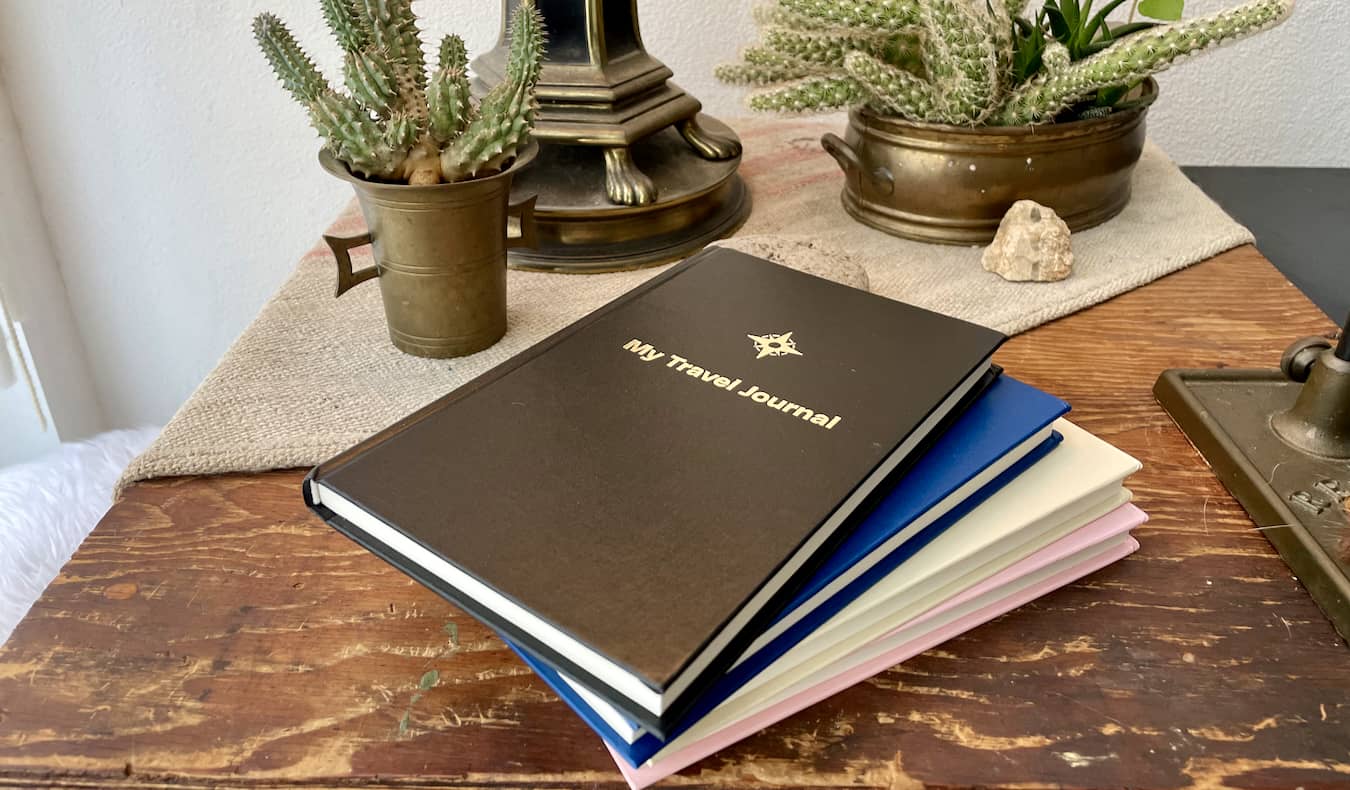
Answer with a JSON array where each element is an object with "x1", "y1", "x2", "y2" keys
[
  {"x1": 304, "y1": 247, "x2": 1004, "y2": 735},
  {"x1": 530, "y1": 374, "x2": 1069, "y2": 749},
  {"x1": 525, "y1": 419, "x2": 1141, "y2": 763},
  {"x1": 742, "y1": 376, "x2": 1069, "y2": 658}
]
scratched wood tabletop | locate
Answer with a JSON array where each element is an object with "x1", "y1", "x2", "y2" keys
[{"x1": 1, "y1": 245, "x2": 1347, "y2": 789}]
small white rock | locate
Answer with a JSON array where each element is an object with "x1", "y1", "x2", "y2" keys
[{"x1": 981, "y1": 200, "x2": 1074, "y2": 282}]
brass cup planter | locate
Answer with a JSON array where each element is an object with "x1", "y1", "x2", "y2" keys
[
  {"x1": 320, "y1": 143, "x2": 539, "y2": 358},
  {"x1": 821, "y1": 78, "x2": 1158, "y2": 245}
]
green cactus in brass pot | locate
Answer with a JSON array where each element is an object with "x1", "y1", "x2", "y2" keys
[
  {"x1": 253, "y1": 0, "x2": 546, "y2": 184},
  {"x1": 715, "y1": 0, "x2": 1293, "y2": 125}
]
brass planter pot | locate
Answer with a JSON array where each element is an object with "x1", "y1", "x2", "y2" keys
[
  {"x1": 821, "y1": 79, "x2": 1158, "y2": 245},
  {"x1": 320, "y1": 143, "x2": 538, "y2": 358}
]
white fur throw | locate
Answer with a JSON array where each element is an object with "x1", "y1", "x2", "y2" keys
[{"x1": 0, "y1": 427, "x2": 159, "y2": 645}]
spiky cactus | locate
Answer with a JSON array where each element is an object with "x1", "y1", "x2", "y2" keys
[
  {"x1": 254, "y1": 0, "x2": 546, "y2": 184},
  {"x1": 717, "y1": 0, "x2": 1293, "y2": 126},
  {"x1": 998, "y1": 0, "x2": 1291, "y2": 124}
]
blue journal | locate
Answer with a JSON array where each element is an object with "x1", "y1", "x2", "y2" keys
[{"x1": 509, "y1": 375, "x2": 1068, "y2": 765}]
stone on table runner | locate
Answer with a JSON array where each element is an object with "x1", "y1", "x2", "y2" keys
[
  {"x1": 117, "y1": 117, "x2": 1252, "y2": 491},
  {"x1": 981, "y1": 200, "x2": 1075, "y2": 283}
]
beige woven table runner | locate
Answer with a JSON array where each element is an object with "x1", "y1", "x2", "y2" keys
[{"x1": 118, "y1": 116, "x2": 1252, "y2": 492}]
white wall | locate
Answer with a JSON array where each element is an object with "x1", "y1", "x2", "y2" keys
[
  {"x1": 0, "y1": 79, "x2": 104, "y2": 465},
  {"x1": 0, "y1": 0, "x2": 1344, "y2": 430}
]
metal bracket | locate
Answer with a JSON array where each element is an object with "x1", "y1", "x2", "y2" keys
[
  {"x1": 506, "y1": 195, "x2": 539, "y2": 251},
  {"x1": 1155, "y1": 367, "x2": 1350, "y2": 642},
  {"x1": 324, "y1": 230, "x2": 377, "y2": 297}
]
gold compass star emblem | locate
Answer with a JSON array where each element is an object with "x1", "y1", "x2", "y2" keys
[{"x1": 747, "y1": 331, "x2": 803, "y2": 360}]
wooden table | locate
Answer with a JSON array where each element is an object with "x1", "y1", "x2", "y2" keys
[{"x1": 2, "y1": 246, "x2": 1347, "y2": 789}]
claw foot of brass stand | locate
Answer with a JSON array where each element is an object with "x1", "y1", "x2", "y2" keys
[
  {"x1": 678, "y1": 116, "x2": 742, "y2": 161},
  {"x1": 603, "y1": 146, "x2": 658, "y2": 207},
  {"x1": 472, "y1": 0, "x2": 750, "y2": 271}
]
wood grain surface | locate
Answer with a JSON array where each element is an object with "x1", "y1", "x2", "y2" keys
[{"x1": 2, "y1": 245, "x2": 1347, "y2": 789}]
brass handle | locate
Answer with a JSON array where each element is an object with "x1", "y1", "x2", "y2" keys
[
  {"x1": 1282, "y1": 336, "x2": 1333, "y2": 382},
  {"x1": 325, "y1": 230, "x2": 378, "y2": 297},
  {"x1": 821, "y1": 133, "x2": 860, "y2": 175},
  {"x1": 820, "y1": 132, "x2": 895, "y2": 196},
  {"x1": 506, "y1": 194, "x2": 539, "y2": 250}
]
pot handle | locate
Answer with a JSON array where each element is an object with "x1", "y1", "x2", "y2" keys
[
  {"x1": 820, "y1": 133, "x2": 895, "y2": 196},
  {"x1": 507, "y1": 194, "x2": 539, "y2": 250},
  {"x1": 324, "y1": 230, "x2": 378, "y2": 298},
  {"x1": 821, "y1": 133, "x2": 860, "y2": 175}
]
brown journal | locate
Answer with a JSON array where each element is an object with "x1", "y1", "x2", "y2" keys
[{"x1": 304, "y1": 247, "x2": 1004, "y2": 735}]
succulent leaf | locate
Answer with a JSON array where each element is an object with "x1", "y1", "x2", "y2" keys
[
  {"x1": 441, "y1": 81, "x2": 526, "y2": 180},
  {"x1": 307, "y1": 90, "x2": 403, "y2": 178},
  {"x1": 914, "y1": 0, "x2": 1006, "y2": 125},
  {"x1": 843, "y1": 50, "x2": 939, "y2": 119},
  {"x1": 998, "y1": 0, "x2": 1294, "y2": 124},
  {"x1": 438, "y1": 1, "x2": 544, "y2": 180},
  {"x1": 718, "y1": 0, "x2": 1292, "y2": 125},
  {"x1": 1042, "y1": 39, "x2": 1072, "y2": 72},
  {"x1": 438, "y1": 34, "x2": 469, "y2": 73},
  {"x1": 746, "y1": 74, "x2": 868, "y2": 112},
  {"x1": 752, "y1": 4, "x2": 835, "y2": 30},
  {"x1": 258, "y1": 0, "x2": 544, "y2": 182},
  {"x1": 355, "y1": 0, "x2": 427, "y2": 92},
  {"x1": 427, "y1": 67, "x2": 474, "y2": 144},
  {"x1": 253, "y1": 13, "x2": 328, "y2": 103},
  {"x1": 762, "y1": 26, "x2": 889, "y2": 66},
  {"x1": 344, "y1": 48, "x2": 399, "y2": 116},
  {"x1": 505, "y1": 0, "x2": 547, "y2": 87},
  {"x1": 321, "y1": 0, "x2": 367, "y2": 52},
  {"x1": 776, "y1": 0, "x2": 920, "y2": 32},
  {"x1": 385, "y1": 111, "x2": 420, "y2": 150},
  {"x1": 716, "y1": 55, "x2": 819, "y2": 85}
]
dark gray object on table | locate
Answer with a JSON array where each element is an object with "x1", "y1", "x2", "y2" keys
[{"x1": 1184, "y1": 166, "x2": 1350, "y2": 322}]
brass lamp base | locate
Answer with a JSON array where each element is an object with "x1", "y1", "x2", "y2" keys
[
  {"x1": 505, "y1": 115, "x2": 751, "y2": 273},
  {"x1": 1155, "y1": 367, "x2": 1350, "y2": 642},
  {"x1": 475, "y1": 1, "x2": 750, "y2": 272}
]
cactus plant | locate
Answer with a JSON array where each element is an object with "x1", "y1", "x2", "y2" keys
[
  {"x1": 717, "y1": 0, "x2": 1293, "y2": 126},
  {"x1": 254, "y1": 0, "x2": 546, "y2": 184}
]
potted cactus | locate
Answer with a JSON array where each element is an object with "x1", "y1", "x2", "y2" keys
[
  {"x1": 253, "y1": 0, "x2": 546, "y2": 358},
  {"x1": 717, "y1": 0, "x2": 1294, "y2": 244}
]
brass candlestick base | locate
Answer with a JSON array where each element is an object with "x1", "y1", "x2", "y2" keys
[
  {"x1": 504, "y1": 115, "x2": 750, "y2": 272},
  {"x1": 1156, "y1": 328, "x2": 1350, "y2": 643},
  {"x1": 474, "y1": 0, "x2": 750, "y2": 272}
]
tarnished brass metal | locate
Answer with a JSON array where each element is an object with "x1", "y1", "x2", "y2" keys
[
  {"x1": 505, "y1": 117, "x2": 750, "y2": 273},
  {"x1": 320, "y1": 143, "x2": 538, "y2": 358},
  {"x1": 475, "y1": 1, "x2": 703, "y2": 156},
  {"x1": 824, "y1": 79, "x2": 1158, "y2": 245},
  {"x1": 473, "y1": 0, "x2": 749, "y2": 271},
  {"x1": 1273, "y1": 342, "x2": 1350, "y2": 458},
  {"x1": 1156, "y1": 340, "x2": 1350, "y2": 642},
  {"x1": 327, "y1": 231, "x2": 378, "y2": 297}
]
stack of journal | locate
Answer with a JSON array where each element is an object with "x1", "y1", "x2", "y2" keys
[{"x1": 303, "y1": 248, "x2": 1144, "y2": 787}]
